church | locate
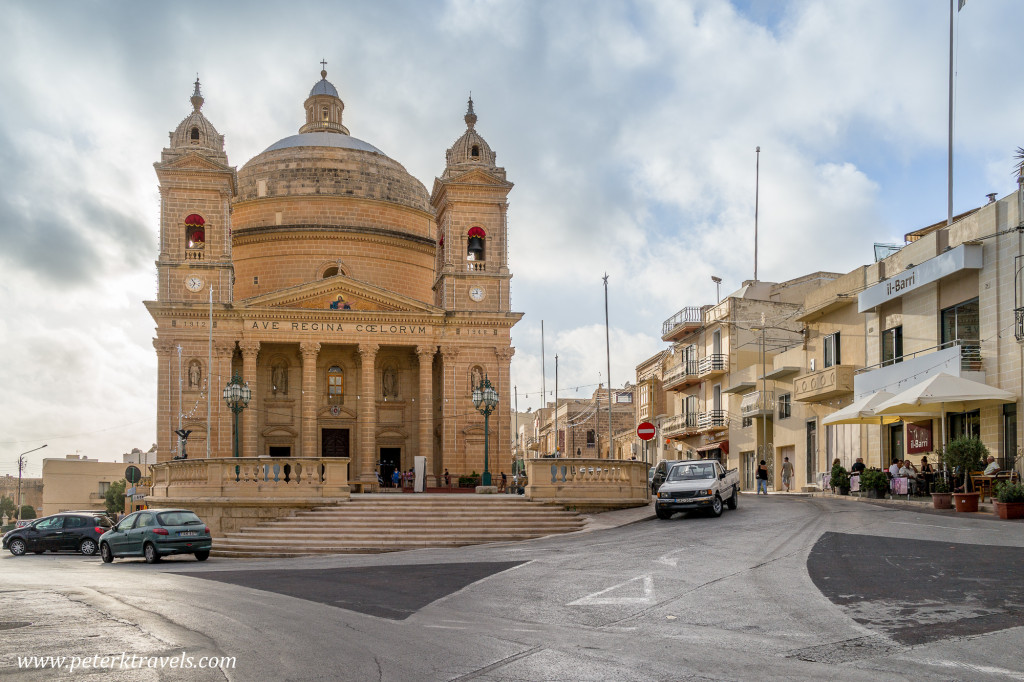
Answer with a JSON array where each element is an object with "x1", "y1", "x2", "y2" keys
[{"x1": 145, "y1": 67, "x2": 521, "y2": 489}]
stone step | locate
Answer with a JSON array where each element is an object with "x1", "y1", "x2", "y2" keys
[
  {"x1": 215, "y1": 535, "x2": 555, "y2": 549},
  {"x1": 232, "y1": 525, "x2": 583, "y2": 538},
  {"x1": 280, "y1": 513, "x2": 580, "y2": 523}
]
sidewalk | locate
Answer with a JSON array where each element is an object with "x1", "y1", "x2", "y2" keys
[
  {"x1": 579, "y1": 501, "x2": 655, "y2": 531},
  {"x1": 810, "y1": 490, "x2": 1009, "y2": 518}
]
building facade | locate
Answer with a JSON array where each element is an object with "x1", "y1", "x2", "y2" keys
[{"x1": 145, "y1": 70, "x2": 522, "y2": 488}]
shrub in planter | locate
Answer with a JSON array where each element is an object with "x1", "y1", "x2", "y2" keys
[
  {"x1": 859, "y1": 469, "x2": 889, "y2": 499},
  {"x1": 993, "y1": 481, "x2": 1024, "y2": 520},
  {"x1": 931, "y1": 478, "x2": 953, "y2": 509},
  {"x1": 831, "y1": 467, "x2": 851, "y2": 494},
  {"x1": 941, "y1": 437, "x2": 988, "y2": 489},
  {"x1": 458, "y1": 472, "x2": 481, "y2": 488}
]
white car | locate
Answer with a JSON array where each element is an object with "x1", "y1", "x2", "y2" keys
[{"x1": 655, "y1": 460, "x2": 740, "y2": 519}]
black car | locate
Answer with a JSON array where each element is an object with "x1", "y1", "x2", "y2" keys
[
  {"x1": 651, "y1": 459, "x2": 684, "y2": 494},
  {"x1": 3, "y1": 512, "x2": 113, "y2": 556}
]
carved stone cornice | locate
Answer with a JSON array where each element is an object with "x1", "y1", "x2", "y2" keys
[
  {"x1": 357, "y1": 343, "x2": 379, "y2": 367},
  {"x1": 239, "y1": 340, "x2": 261, "y2": 358},
  {"x1": 493, "y1": 346, "x2": 515, "y2": 362},
  {"x1": 153, "y1": 339, "x2": 176, "y2": 356},
  {"x1": 416, "y1": 344, "x2": 437, "y2": 363},
  {"x1": 440, "y1": 345, "x2": 460, "y2": 362},
  {"x1": 213, "y1": 340, "x2": 236, "y2": 356}
]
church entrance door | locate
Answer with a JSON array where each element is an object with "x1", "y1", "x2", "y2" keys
[
  {"x1": 321, "y1": 429, "x2": 350, "y2": 457},
  {"x1": 380, "y1": 448, "x2": 401, "y2": 488}
]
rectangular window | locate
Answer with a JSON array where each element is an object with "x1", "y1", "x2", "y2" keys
[
  {"x1": 881, "y1": 326, "x2": 903, "y2": 366},
  {"x1": 586, "y1": 430, "x2": 595, "y2": 446},
  {"x1": 98, "y1": 482, "x2": 111, "y2": 495},
  {"x1": 941, "y1": 298, "x2": 980, "y2": 347},
  {"x1": 823, "y1": 332, "x2": 841, "y2": 368},
  {"x1": 742, "y1": 416, "x2": 752, "y2": 428},
  {"x1": 778, "y1": 393, "x2": 791, "y2": 420}
]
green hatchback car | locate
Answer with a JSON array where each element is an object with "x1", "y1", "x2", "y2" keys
[{"x1": 99, "y1": 509, "x2": 212, "y2": 563}]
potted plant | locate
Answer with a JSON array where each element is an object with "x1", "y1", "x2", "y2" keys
[
  {"x1": 931, "y1": 478, "x2": 952, "y2": 509},
  {"x1": 831, "y1": 466, "x2": 851, "y2": 495},
  {"x1": 942, "y1": 437, "x2": 987, "y2": 512},
  {"x1": 859, "y1": 469, "x2": 889, "y2": 499},
  {"x1": 993, "y1": 481, "x2": 1024, "y2": 520}
]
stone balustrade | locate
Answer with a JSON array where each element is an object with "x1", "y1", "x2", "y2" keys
[
  {"x1": 151, "y1": 457, "x2": 351, "y2": 498},
  {"x1": 524, "y1": 458, "x2": 650, "y2": 511}
]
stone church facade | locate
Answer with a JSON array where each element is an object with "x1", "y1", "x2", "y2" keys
[{"x1": 145, "y1": 69, "x2": 521, "y2": 487}]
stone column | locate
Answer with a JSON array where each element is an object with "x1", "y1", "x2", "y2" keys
[
  {"x1": 416, "y1": 345, "x2": 436, "y2": 469},
  {"x1": 300, "y1": 341, "x2": 321, "y2": 458},
  {"x1": 440, "y1": 345, "x2": 460, "y2": 473},
  {"x1": 357, "y1": 343, "x2": 379, "y2": 482},
  {"x1": 153, "y1": 339, "x2": 176, "y2": 463},
  {"x1": 494, "y1": 346, "x2": 516, "y2": 474},
  {"x1": 213, "y1": 340, "x2": 237, "y2": 457},
  {"x1": 239, "y1": 340, "x2": 261, "y2": 459}
]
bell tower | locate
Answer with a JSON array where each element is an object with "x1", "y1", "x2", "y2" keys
[
  {"x1": 154, "y1": 78, "x2": 237, "y2": 303},
  {"x1": 431, "y1": 97, "x2": 513, "y2": 312}
]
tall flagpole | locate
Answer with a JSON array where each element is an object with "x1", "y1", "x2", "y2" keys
[
  {"x1": 947, "y1": 0, "x2": 955, "y2": 225},
  {"x1": 207, "y1": 284, "x2": 213, "y2": 458},
  {"x1": 754, "y1": 146, "x2": 760, "y2": 282},
  {"x1": 603, "y1": 273, "x2": 612, "y2": 459}
]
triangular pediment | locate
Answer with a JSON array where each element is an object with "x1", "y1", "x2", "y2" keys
[
  {"x1": 238, "y1": 274, "x2": 442, "y2": 313},
  {"x1": 431, "y1": 169, "x2": 513, "y2": 204}
]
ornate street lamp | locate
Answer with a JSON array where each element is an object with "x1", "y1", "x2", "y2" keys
[
  {"x1": 222, "y1": 373, "x2": 251, "y2": 458},
  {"x1": 472, "y1": 374, "x2": 499, "y2": 487}
]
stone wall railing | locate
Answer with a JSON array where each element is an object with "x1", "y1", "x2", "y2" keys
[
  {"x1": 525, "y1": 458, "x2": 649, "y2": 510},
  {"x1": 150, "y1": 457, "x2": 351, "y2": 500}
]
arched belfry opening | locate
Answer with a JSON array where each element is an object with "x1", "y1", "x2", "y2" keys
[{"x1": 467, "y1": 226, "x2": 486, "y2": 262}]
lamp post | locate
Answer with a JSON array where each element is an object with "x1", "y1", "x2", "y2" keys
[
  {"x1": 472, "y1": 374, "x2": 499, "y2": 487},
  {"x1": 222, "y1": 373, "x2": 251, "y2": 458}
]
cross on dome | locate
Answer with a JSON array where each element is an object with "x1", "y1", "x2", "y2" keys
[{"x1": 191, "y1": 76, "x2": 204, "y2": 111}]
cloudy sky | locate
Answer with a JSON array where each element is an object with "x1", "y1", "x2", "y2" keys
[{"x1": 2, "y1": 0, "x2": 1022, "y2": 476}]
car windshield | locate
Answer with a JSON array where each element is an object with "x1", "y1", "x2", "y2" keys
[
  {"x1": 93, "y1": 516, "x2": 112, "y2": 527},
  {"x1": 667, "y1": 463, "x2": 716, "y2": 481},
  {"x1": 156, "y1": 511, "x2": 203, "y2": 526}
]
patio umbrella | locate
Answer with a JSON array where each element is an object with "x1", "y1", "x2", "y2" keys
[
  {"x1": 873, "y1": 373, "x2": 1016, "y2": 452},
  {"x1": 823, "y1": 391, "x2": 902, "y2": 470}
]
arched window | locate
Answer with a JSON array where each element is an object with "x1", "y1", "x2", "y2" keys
[
  {"x1": 471, "y1": 145, "x2": 479, "y2": 157},
  {"x1": 190, "y1": 127, "x2": 200, "y2": 141},
  {"x1": 185, "y1": 214, "x2": 205, "y2": 249},
  {"x1": 327, "y1": 366, "x2": 344, "y2": 404},
  {"x1": 321, "y1": 107, "x2": 330, "y2": 121},
  {"x1": 467, "y1": 226, "x2": 486, "y2": 262},
  {"x1": 322, "y1": 267, "x2": 338, "y2": 278}
]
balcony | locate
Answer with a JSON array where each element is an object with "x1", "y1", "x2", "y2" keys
[
  {"x1": 466, "y1": 261, "x2": 486, "y2": 272},
  {"x1": 663, "y1": 360, "x2": 700, "y2": 391},
  {"x1": 740, "y1": 391, "x2": 775, "y2": 417},
  {"x1": 185, "y1": 247, "x2": 204, "y2": 261},
  {"x1": 794, "y1": 365, "x2": 854, "y2": 402},
  {"x1": 698, "y1": 410, "x2": 728, "y2": 431},
  {"x1": 662, "y1": 306, "x2": 703, "y2": 342},
  {"x1": 662, "y1": 412, "x2": 700, "y2": 438},
  {"x1": 853, "y1": 340, "x2": 984, "y2": 398},
  {"x1": 699, "y1": 354, "x2": 727, "y2": 378}
]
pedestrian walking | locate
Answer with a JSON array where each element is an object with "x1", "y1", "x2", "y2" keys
[
  {"x1": 756, "y1": 460, "x2": 769, "y2": 495},
  {"x1": 781, "y1": 456, "x2": 794, "y2": 493},
  {"x1": 391, "y1": 468, "x2": 401, "y2": 488},
  {"x1": 443, "y1": 468, "x2": 451, "y2": 488},
  {"x1": 499, "y1": 472, "x2": 507, "y2": 492}
]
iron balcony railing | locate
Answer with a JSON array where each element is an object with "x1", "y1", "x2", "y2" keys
[
  {"x1": 698, "y1": 410, "x2": 728, "y2": 430},
  {"x1": 663, "y1": 360, "x2": 699, "y2": 387},
  {"x1": 699, "y1": 354, "x2": 727, "y2": 375},
  {"x1": 1017, "y1": 308, "x2": 1024, "y2": 342},
  {"x1": 740, "y1": 391, "x2": 775, "y2": 417},
  {"x1": 856, "y1": 339, "x2": 982, "y2": 374},
  {"x1": 662, "y1": 412, "x2": 700, "y2": 436},
  {"x1": 662, "y1": 306, "x2": 703, "y2": 337}
]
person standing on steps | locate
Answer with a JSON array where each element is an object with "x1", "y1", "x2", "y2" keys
[{"x1": 756, "y1": 460, "x2": 769, "y2": 495}]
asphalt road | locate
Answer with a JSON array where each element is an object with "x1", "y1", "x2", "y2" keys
[{"x1": 2, "y1": 495, "x2": 1022, "y2": 681}]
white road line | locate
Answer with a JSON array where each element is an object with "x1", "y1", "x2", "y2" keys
[
  {"x1": 568, "y1": 575, "x2": 654, "y2": 606},
  {"x1": 916, "y1": 658, "x2": 1024, "y2": 681}
]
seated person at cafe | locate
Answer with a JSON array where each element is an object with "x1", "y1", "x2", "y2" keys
[
  {"x1": 851, "y1": 458, "x2": 866, "y2": 474},
  {"x1": 983, "y1": 456, "x2": 1001, "y2": 476},
  {"x1": 919, "y1": 455, "x2": 935, "y2": 493},
  {"x1": 898, "y1": 461, "x2": 918, "y2": 493},
  {"x1": 889, "y1": 459, "x2": 902, "y2": 478}
]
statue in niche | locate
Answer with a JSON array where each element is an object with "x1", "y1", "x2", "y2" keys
[
  {"x1": 188, "y1": 360, "x2": 201, "y2": 389},
  {"x1": 470, "y1": 366, "x2": 483, "y2": 391},
  {"x1": 382, "y1": 368, "x2": 398, "y2": 399},
  {"x1": 271, "y1": 363, "x2": 288, "y2": 396}
]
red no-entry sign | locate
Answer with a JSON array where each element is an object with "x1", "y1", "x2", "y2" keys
[{"x1": 637, "y1": 421, "x2": 656, "y2": 441}]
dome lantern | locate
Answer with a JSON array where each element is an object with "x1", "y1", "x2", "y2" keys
[{"x1": 300, "y1": 61, "x2": 350, "y2": 136}]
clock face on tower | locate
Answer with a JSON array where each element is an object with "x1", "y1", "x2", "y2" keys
[
  {"x1": 469, "y1": 286, "x2": 485, "y2": 302},
  {"x1": 185, "y1": 275, "x2": 204, "y2": 292}
]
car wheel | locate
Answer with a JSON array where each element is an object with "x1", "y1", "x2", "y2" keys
[
  {"x1": 655, "y1": 507, "x2": 673, "y2": 520},
  {"x1": 144, "y1": 543, "x2": 160, "y2": 564},
  {"x1": 100, "y1": 543, "x2": 114, "y2": 563},
  {"x1": 710, "y1": 495, "x2": 724, "y2": 517},
  {"x1": 726, "y1": 487, "x2": 738, "y2": 510},
  {"x1": 194, "y1": 550, "x2": 210, "y2": 561},
  {"x1": 79, "y1": 539, "x2": 98, "y2": 556},
  {"x1": 9, "y1": 539, "x2": 26, "y2": 556}
]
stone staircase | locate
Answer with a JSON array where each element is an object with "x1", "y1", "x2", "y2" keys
[{"x1": 213, "y1": 494, "x2": 586, "y2": 558}]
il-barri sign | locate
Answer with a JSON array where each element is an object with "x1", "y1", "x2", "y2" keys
[{"x1": 858, "y1": 243, "x2": 982, "y2": 312}]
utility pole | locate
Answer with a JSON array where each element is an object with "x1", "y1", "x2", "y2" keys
[
  {"x1": 754, "y1": 146, "x2": 761, "y2": 282},
  {"x1": 15, "y1": 444, "x2": 47, "y2": 520},
  {"x1": 554, "y1": 354, "x2": 559, "y2": 457}
]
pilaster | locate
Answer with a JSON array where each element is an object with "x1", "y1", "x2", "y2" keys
[
  {"x1": 239, "y1": 341, "x2": 261, "y2": 458},
  {"x1": 154, "y1": 339, "x2": 176, "y2": 463},
  {"x1": 416, "y1": 345, "x2": 436, "y2": 468},
  {"x1": 440, "y1": 345, "x2": 460, "y2": 472},
  {"x1": 212, "y1": 339, "x2": 237, "y2": 457},
  {"x1": 358, "y1": 343, "x2": 379, "y2": 481},
  {"x1": 300, "y1": 341, "x2": 321, "y2": 458}
]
